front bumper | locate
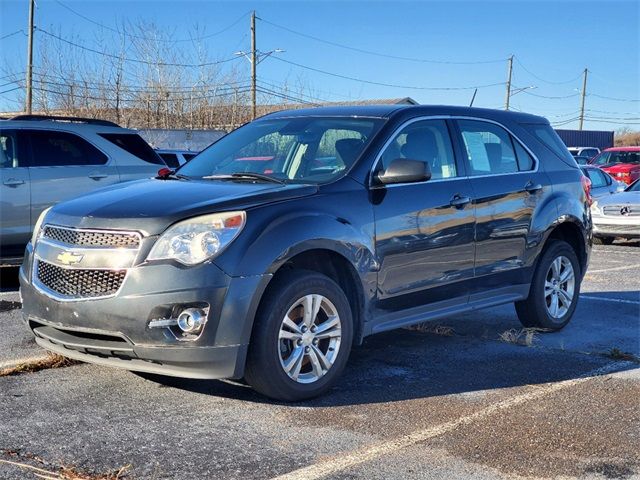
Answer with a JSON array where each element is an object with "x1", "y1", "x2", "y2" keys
[
  {"x1": 20, "y1": 243, "x2": 271, "y2": 379},
  {"x1": 592, "y1": 216, "x2": 640, "y2": 238}
]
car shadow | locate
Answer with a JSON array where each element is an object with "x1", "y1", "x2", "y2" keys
[{"x1": 136, "y1": 289, "x2": 639, "y2": 407}]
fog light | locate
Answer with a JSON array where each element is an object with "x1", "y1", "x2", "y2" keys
[{"x1": 177, "y1": 308, "x2": 206, "y2": 334}]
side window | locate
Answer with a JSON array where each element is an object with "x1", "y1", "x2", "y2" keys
[
  {"x1": 27, "y1": 130, "x2": 108, "y2": 167},
  {"x1": 588, "y1": 169, "x2": 607, "y2": 188},
  {"x1": 529, "y1": 125, "x2": 575, "y2": 163},
  {"x1": 158, "y1": 153, "x2": 180, "y2": 168},
  {"x1": 458, "y1": 120, "x2": 518, "y2": 175},
  {"x1": 99, "y1": 133, "x2": 164, "y2": 165},
  {"x1": 0, "y1": 130, "x2": 19, "y2": 168},
  {"x1": 512, "y1": 139, "x2": 535, "y2": 171},
  {"x1": 379, "y1": 119, "x2": 458, "y2": 179}
]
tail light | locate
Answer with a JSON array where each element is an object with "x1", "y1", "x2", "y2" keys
[{"x1": 581, "y1": 175, "x2": 593, "y2": 206}]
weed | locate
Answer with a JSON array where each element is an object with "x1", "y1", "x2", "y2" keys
[
  {"x1": 499, "y1": 328, "x2": 547, "y2": 347},
  {"x1": 0, "y1": 353, "x2": 79, "y2": 377}
]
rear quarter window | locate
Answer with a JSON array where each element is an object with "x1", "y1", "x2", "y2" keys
[
  {"x1": 526, "y1": 124, "x2": 575, "y2": 164},
  {"x1": 99, "y1": 133, "x2": 165, "y2": 165}
]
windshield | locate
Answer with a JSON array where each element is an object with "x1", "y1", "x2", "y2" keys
[
  {"x1": 178, "y1": 117, "x2": 384, "y2": 184},
  {"x1": 592, "y1": 151, "x2": 640, "y2": 166}
]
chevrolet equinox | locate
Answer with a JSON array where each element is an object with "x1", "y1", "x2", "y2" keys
[{"x1": 20, "y1": 105, "x2": 592, "y2": 401}]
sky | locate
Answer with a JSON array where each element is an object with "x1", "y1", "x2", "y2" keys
[{"x1": 1, "y1": 0, "x2": 639, "y2": 131}]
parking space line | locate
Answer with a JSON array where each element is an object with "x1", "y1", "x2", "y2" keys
[
  {"x1": 271, "y1": 361, "x2": 630, "y2": 480},
  {"x1": 580, "y1": 295, "x2": 640, "y2": 305},
  {"x1": 587, "y1": 264, "x2": 640, "y2": 274},
  {"x1": 0, "y1": 291, "x2": 19, "y2": 296}
]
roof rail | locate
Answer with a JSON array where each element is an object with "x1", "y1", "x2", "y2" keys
[{"x1": 10, "y1": 114, "x2": 120, "y2": 127}]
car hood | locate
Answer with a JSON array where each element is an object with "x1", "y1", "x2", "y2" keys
[
  {"x1": 601, "y1": 163, "x2": 639, "y2": 172},
  {"x1": 595, "y1": 190, "x2": 640, "y2": 207},
  {"x1": 46, "y1": 178, "x2": 318, "y2": 235}
]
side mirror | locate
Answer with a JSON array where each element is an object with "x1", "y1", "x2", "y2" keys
[{"x1": 376, "y1": 158, "x2": 431, "y2": 185}]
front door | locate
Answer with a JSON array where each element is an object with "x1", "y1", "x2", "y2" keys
[{"x1": 372, "y1": 119, "x2": 475, "y2": 311}]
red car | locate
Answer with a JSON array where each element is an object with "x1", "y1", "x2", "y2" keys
[{"x1": 590, "y1": 146, "x2": 640, "y2": 185}]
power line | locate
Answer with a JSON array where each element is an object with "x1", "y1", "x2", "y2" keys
[
  {"x1": 589, "y1": 93, "x2": 640, "y2": 102},
  {"x1": 36, "y1": 28, "x2": 243, "y2": 68},
  {"x1": 513, "y1": 57, "x2": 583, "y2": 85},
  {"x1": 54, "y1": 1, "x2": 250, "y2": 43},
  {"x1": 270, "y1": 56, "x2": 505, "y2": 91},
  {"x1": 0, "y1": 30, "x2": 27, "y2": 41},
  {"x1": 0, "y1": 86, "x2": 23, "y2": 95},
  {"x1": 256, "y1": 86, "x2": 321, "y2": 106},
  {"x1": 259, "y1": 17, "x2": 508, "y2": 65},
  {"x1": 518, "y1": 88, "x2": 580, "y2": 99}
]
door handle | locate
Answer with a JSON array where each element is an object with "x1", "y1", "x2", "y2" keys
[
  {"x1": 88, "y1": 172, "x2": 108, "y2": 180},
  {"x1": 3, "y1": 178, "x2": 25, "y2": 186},
  {"x1": 524, "y1": 181, "x2": 542, "y2": 193},
  {"x1": 450, "y1": 194, "x2": 471, "y2": 208}
]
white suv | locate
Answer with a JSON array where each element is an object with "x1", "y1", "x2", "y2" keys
[{"x1": 0, "y1": 115, "x2": 166, "y2": 264}]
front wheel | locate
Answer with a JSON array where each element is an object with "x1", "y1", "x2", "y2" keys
[
  {"x1": 244, "y1": 270, "x2": 353, "y2": 401},
  {"x1": 515, "y1": 240, "x2": 581, "y2": 330}
]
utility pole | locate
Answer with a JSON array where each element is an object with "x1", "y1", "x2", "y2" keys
[
  {"x1": 578, "y1": 68, "x2": 588, "y2": 131},
  {"x1": 25, "y1": 0, "x2": 35, "y2": 114},
  {"x1": 504, "y1": 55, "x2": 513, "y2": 111},
  {"x1": 250, "y1": 10, "x2": 257, "y2": 120}
]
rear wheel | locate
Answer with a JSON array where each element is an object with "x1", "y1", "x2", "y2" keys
[
  {"x1": 515, "y1": 240, "x2": 581, "y2": 330},
  {"x1": 593, "y1": 236, "x2": 614, "y2": 245},
  {"x1": 245, "y1": 270, "x2": 353, "y2": 401}
]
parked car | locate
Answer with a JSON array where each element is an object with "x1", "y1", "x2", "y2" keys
[
  {"x1": 580, "y1": 165, "x2": 626, "y2": 198},
  {"x1": 1, "y1": 115, "x2": 165, "y2": 264},
  {"x1": 590, "y1": 146, "x2": 640, "y2": 185},
  {"x1": 20, "y1": 105, "x2": 591, "y2": 401},
  {"x1": 568, "y1": 146, "x2": 600, "y2": 159},
  {"x1": 155, "y1": 149, "x2": 199, "y2": 169},
  {"x1": 590, "y1": 179, "x2": 640, "y2": 244}
]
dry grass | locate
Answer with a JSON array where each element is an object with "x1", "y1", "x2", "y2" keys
[
  {"x1": 407, "y1": 323, "x2": 455, "y2": 336},
  {"x1": 0, "y1": 451, "x2": 130, "y2": 480},
  {"x1": 0, "y1": 353, "x2": 79, "y2": 377},
  {"x1": 614, "y1": 130, "x2": 640, "y2": 147},
  {"x1": 499, "y1": 328, "x2": 547, "y2": 347}
]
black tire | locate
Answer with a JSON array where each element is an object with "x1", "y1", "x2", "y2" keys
[
  {"x1": 593, "y1": 236, "x2": 614, "y2": 245},
  {"x1": 244, "y1": 270, "x2": 353, "y2": 401},
  {"x1": 515, "y1": 240, "x2": 581, "y2": 330}
]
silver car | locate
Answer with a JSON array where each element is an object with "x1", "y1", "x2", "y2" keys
[
  {"x1": 581, "y1": 165, "x2": 626, "y2": 199},
  {"x1": 590, "y1": 179, "x2": 640, "y2": 244},
  {"x1": 0, "y1": 115, "x2": 166, "y2": 264}
]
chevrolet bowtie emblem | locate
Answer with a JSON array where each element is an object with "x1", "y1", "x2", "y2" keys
[{"x1": 57, "y1": 251, "x2": 84, "y2": 265}]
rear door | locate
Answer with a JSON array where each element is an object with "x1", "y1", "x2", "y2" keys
[
  {"x1": 0, "y1": 129, "x2": 31, "y2": 258},
  {"x1": 25, "y1": 129, "x2": 120, "y2": 226},
  {"x1": 372, "y1": 118, "x2": 476, "y2": 312},
  {"x1": 97, "y1": 133, "x2": 165, "y2": 180},
  {"x1": 453, "y1": 119, "x2": 549, "y2": 293}
]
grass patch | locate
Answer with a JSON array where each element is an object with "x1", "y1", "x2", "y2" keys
[
  {"x1": 0, "y1": 353, "x2": 80, "y2": 377},
  {"x1": 499, "y1": 328, "x2": 547, "y2": 347},
  {"x1": 407, "y1": 323, "x2": 455, "y2": 336},
  {"x1": 605, "y1": 348, "x2": 640, "y2": 363},
  {"x1": 0, "y1": 450, "x2": 130, "y2": 479}
]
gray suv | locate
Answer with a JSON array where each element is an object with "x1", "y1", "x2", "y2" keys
[{"x1": 0, "y1": 115, "x2": 165, "y2": 264}]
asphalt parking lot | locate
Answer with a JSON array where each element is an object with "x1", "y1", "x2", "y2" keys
[{"x1": 1, "y1": 242, "x2": 638, "y2": 480}]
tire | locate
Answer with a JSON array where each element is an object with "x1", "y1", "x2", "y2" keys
[
  {"x1": 244, "y1": 270, "x2": 353, "y2": 401},
  {"x1": 515, "y1": 240, "x2": 581, "y2": 330},
  {"x1": 593, "y1": 236, "x2": 614, "y2": 245}
]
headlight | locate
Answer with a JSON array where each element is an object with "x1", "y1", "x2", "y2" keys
[
  {"x1": 147, "y1": 212, "x2": 246, "y2": 265},
  {"x1": 31, "y1": 207, "x2": 52, "y2": 245}
]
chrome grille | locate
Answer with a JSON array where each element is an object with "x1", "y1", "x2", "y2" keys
[
  {"x1": 603, "y1": 206, "x2": 639, "y2": 216},
  {"x1": 43, "y1": 226, "x2": 140, "y2": 248},
  {"x1": 36, "y1": 261, "x2": 126, "y2": 298}
]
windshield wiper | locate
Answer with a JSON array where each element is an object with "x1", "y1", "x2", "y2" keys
[{"x1": 203, "y1": 172, "x2": 286, "y2": 185}]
